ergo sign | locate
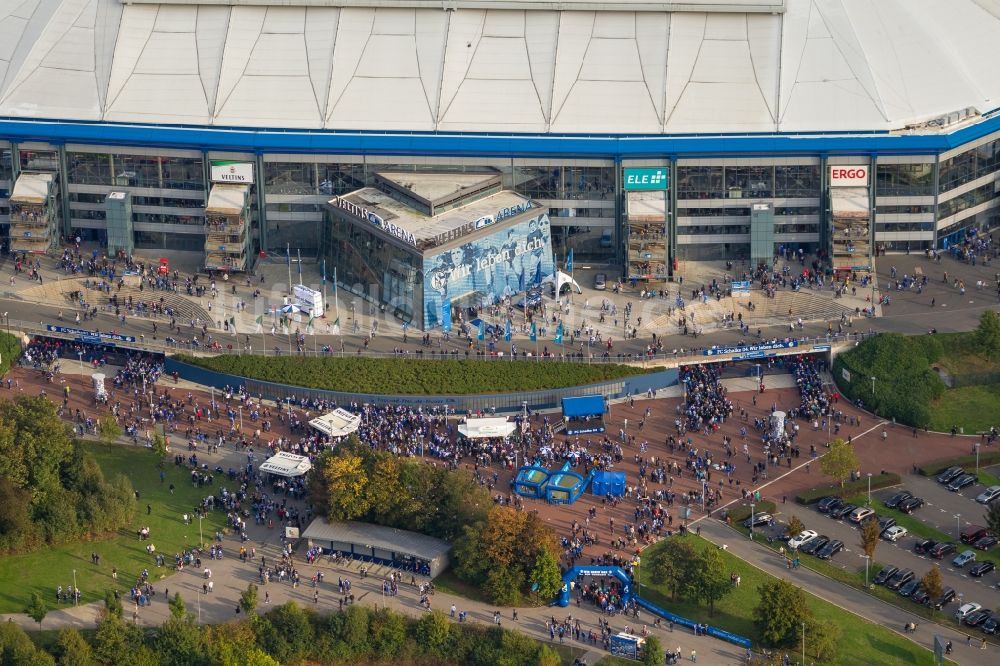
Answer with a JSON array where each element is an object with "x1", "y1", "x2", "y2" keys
[{"x1": 829, "y1": 165, "x2": 869, "y2": 187}]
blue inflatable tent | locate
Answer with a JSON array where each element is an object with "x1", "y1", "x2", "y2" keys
[{"x1": 591, "y1": 470, "x2": 626, "y2": 497}]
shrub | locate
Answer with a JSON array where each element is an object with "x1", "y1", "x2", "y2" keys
[
  {"x1": 0, "y1": 332, "x2": 21, "y2": 377},
  {"x1": 795, "y1": 473, "x2": 901, "y2": 504},
  {"x1": 917, "y1": 452, "x2": 1000, "y2": 476},
  {"x1": 726, "y1": 501, "x2": 776, "y2": 522},
  {"x1": 175, "y1": 354, "x2": 648, "y2": 395}
]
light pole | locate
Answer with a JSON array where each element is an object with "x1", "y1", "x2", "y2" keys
[
  {"x1": 750, "y1": 503, "x2": 755, "y2": 540},
  {"x1": 866, "y1": 473, "x2": 873, "y2": 507},
  {"x1": 871, "y1": 376, "x2": 876, "y2": 396},
  {"x1": 860, "y1": 554, "x2": 870, "y2": 588},
  {"x1": 72, "y1": 569, "x2": 78, "y2": 606},
  {"x1": 975, "y1": 442, "x2": 981, "y2": 474},
  {"x1": 198, "y1": 514, "x2": 204, "y2": 549},
  {"x1": 955, "y1": 514, "x2": 961, "y2": 537},
  {"x1": 77, "y1": 350, "x2": 83, "y2": 370},
  {"x1": 802, "y1": 621, "x2": 806, "y2": 666}
]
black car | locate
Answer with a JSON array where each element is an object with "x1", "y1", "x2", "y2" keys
[
  {"x1": 898, "y1": 579, "x2": 921, "y2": 597},
  {"x1": 743, "y1": 513, "x2": 771, "y2": 528},
  {"x1": 969, "y1": 561, "x2": 996, "y2": 577},
  {"x1": 817, "y1": 496, "x2": 843, "y2": 514},
  {"x1": 885, "y1": 491, "x2": 913, "y2": 509},
  {"x1": 982, "y1": 616, "x2": 1000, "y2": 635},
  {"x1": 878, "y1": 516, "x2": 897, "y2": 531},
  {"x1": 930, "y1": 543, "x2": 957, "y2": 560},
  {"x1": 800, "y1": 535, "x2": 830, "y2": 556},
  {"x1": 974, "y1": 535, "x2": 999, "y2": 551},
  {"x1": 874, "y1": 565, "x2": 900, "y2": 586},
  {"x1": 948, "y1": 473, "x2": 977, "y2": 491},
  {"x1": 965, "y1": 610, "x2": 993, "y2": 627},
  {"x1": 830, "y1": 503, "x2": 857, "y2": 519},
  {"x1": 937, "y1": 466, "x2": 965, "y2": 484},
  {"x1": 914, "y1": 539, "x2": 938, "y2": 555},
  {"x1": 934, "y1": 587, "x2": 957, "y2": 610},
  {"x1": 886, "y1": 569, "x2": 915, "y2": 591},
  {"x1": 898, "y1": 496, "x2": 925, "y2": 514},
  {"x1": 816, "y1": 539, "x2": 844, "y2": 560},
  {"x1": 911, "y1": 588, "x2": 931, "y2": 605}
]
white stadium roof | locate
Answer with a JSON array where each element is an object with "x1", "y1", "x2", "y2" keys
[{"x1": 1, "y1": 0, "x2": 999, "y2": 134}]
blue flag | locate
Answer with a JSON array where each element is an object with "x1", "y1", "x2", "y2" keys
[
  {"x1": 442, "y1": 299, "x2": 452, "y2": 333},
  {"x1": 504, "y1": 319, "x2": 511, "y2": 342},
  {"x1": 285, "y1": 244, "x2": 290, "y2": 266},
  {"x1": 322, "y1": 259, "x2": 326, "y2": 284},
  {"x1": 530, "y1": 321, "x2": 537, "y2": 342},
  {"x1": 477, "y1": 320, "x2": 485, "y2": 341},
  {"x1": 566, "y1": 248, "x2": 573, "y2": 273},
  {"x1": 554, "y1": 321, "x2": 563, "y2": 344}
]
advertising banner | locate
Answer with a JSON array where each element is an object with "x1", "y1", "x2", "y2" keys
[
  {"x1": 829, "y1": 165, "x2": 869, "y2": 187},
  {"x1": 423, "y1": 213, "x2": 554, "y2": 328},
  {"x1": 623, "y1": 167, "x2": 669, "y2": 191},
  {"x1": 210, "y1": 161, "x2": 255, "y2": 184}
]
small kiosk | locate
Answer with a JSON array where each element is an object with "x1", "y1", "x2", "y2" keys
[
  {"x1": 309, "y1": 408, "x2": 361, "y2": 439},
  {"x1": 561, "y1": 395, "x2": 606, "y2": 435}
]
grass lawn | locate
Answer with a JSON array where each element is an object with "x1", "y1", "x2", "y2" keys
[
  {"x1": 0, "y1": 442, "x2": 227, "y2": 614},
  {"x1": 432, "y1": 569, "x2": 491, "y2": 605},
  {"x1": 928, "y1": 385, "x2": 1000, "y2": 433},
  {"x1": 636, "y1": 535, "x2": 939, "y2": 665}
]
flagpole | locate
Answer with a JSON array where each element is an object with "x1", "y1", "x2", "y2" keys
[
  {"x1": 286, "y1": 243, "x2": 292, "y2": 295},
  {"x1": 297, "y1": 248, "x2": 302, "y2": 285}
]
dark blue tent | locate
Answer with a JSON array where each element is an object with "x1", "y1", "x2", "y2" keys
[
  {"x1": 562, "y1": 395, "x2": 606, "y2": 435},
  {"x1": 591, "y1": 470, "x2": 626, "y2": 497}
]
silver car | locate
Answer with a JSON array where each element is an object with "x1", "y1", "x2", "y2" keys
[
  {"x1": 976, "y1": 485, "x2": 1000, "y2": 504},
  {"x1": 594, "y1": 273, "x2": 607, "y2": 290}
]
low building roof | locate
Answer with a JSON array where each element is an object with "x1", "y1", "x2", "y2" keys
[
  {"x1": 302, "y1": 518, "x2": 451, "y2": 561},
  {"x1": 11, "y1": 173, "x2": 53, "y2": 204},
  {"x1": 206, "y1": 184, "x2": 248, "y2": 215},
  {"x1": 259, "y1": 451, "x2": 312, "y2": 477}
]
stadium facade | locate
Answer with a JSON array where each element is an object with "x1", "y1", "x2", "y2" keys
[{"x1": 1, "y1": 0, "x2": 999, "y2": 283}]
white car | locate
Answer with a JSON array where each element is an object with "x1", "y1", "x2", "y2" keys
[
  {"x1": 788, "y1": 530, "x2": 819, "y2": 549},
  {"x1": 882, "y1": 525, "x2": 908, "y2": 542},
  {"x1": 976, "y1": 485, "x2": 1000, "y2": 504},
  {"x1": 955, "y1": 602, "x2": 982, "y2": 621},
  {"x1": 849, "y1": 507, "x2": 875, "y2": 524}
]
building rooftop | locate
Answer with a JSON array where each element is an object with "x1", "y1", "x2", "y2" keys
[
  {"x1": 206, "y1": 184, "x2": 248, "y2": 215},
  {"x1": 10, "y1": 173, "x2": 53, "y2": 205},
  {"x1": 302, "y1": 518, "x2": 452, "y2": 562},
  {"x1": 335, "y1": 187, "x2": 534, "y2": 249}
]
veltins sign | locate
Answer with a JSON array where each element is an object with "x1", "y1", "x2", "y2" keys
[
  {"x1": 623, "y1": 167, "x2": 669, "y2": 191},
  {"x1": 332, "y1": 196, "x2": 417, "y2": 247},
  {"x1": 829, "y1": 165, "x2": 869, "y2": 187},
  {"x1": 210, "y1": 161, "x2": 255, "y2": 184}
]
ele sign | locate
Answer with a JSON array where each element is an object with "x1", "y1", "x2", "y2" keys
[
  {"x1": 829, "y1": 165, "x2": 869, "y2": 187},
  {"x1": 210, "y1": 161, "x2": 255, "y2": 185},
  {"x1": 623, "y1": 167, "x2": 668, "y2": 191}
]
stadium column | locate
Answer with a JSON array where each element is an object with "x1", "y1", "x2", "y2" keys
[
  {"x1": 58, "y1": 144, "x2": 71, "y2": 245},
  {"x1": 820, "y1": 154, "x2": 830, "y2": 261},
  {"x1": 931, "y1": 153, "x2": 942, "y2": 251},
  {"x1": 614, "y1": 155, "x2": 623, "y2": 275},
  {"x1": 867, "y1": 153, "x2": 876, "y2": 264},
  {"x1": 669, "y1": 156, "x2": 678, "y2": 280},
  {"x1": 255, "y1": 152, "x2": 267, "y2": 256}
]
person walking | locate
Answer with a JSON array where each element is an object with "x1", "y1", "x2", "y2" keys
[{"x1": 690, "y1": 649, "x2": 697, "y2": 662}]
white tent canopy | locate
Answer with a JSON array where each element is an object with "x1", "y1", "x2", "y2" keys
[
  {"x1": 458, "y1": 417, "x2": 517, "y2": 440},
  {"x1": 309, "y1": 408, "x2": 361, "y2": 438},
  {"x1": 259, "y1": 451, "x2": 312, "y2": 478}
]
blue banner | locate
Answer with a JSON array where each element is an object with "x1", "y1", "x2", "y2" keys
[
  {"x1": 530, "y1": 321, "x2": 537, "y2": 342},
  {"x1": 554, "y1": 321, "x2": 563, "y2": 344},
  {"x1": 46, "y1": 325, "x2": 136, "y2": 344},
  {"x1": 731, "y1": 280, "x2": 751, "y2": 293},
  {"x1": 504, "y1": 319, "x2": 512, "y2": 342},
  {"x1": 704, "y1": 341, "x2": 798, "y2": 356},
  {"x1": 566, "y1": 248, "x2": 573, "y2": 273},
  {"x1": 441, "y1": 299, "x2": 452, "y2": 333},
  {"x1": 477, "y1": 320, "x2": 485, "y2": 341}
]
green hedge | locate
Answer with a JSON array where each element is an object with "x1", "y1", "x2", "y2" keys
[
  {"x1": 833, "y1": 333, "x2": 946, "y2": 428},
  {"x1": 726, "y1": 501, "x2": 776, "y2": 523},
  {"x1": 917, "y1": 451, "x2": 1000, "y2": 476},
  {"x1": 794, "y1": 472, "x2": 901, "y2": 505},
  {"x1": 176, "y1": 354, "x2": 649, "y2": 395},
  {"x1": 0, "y1": 332, "x2": 21, "y2": 377}
]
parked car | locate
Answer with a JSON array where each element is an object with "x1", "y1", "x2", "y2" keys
[
  {"x1": 882, "y1": 525, "x2": 909, "y2": 542},
  {"x1": 873, "y1": 565, "x2": 899, "y2": 586},
  {"x1": 953, "y1": 550, "x2": 977, "y2": 568},
  {"x1": 955, "y1": 602, "x2": 982, "y2": 621},
  {"x1": 898, "y1": 579, "x2": 922, "y2": 597},
  {"x1": 937, "y1": 466, "x2": 965, "y2": 484},
  {"x1": 886, "y1": 569, "x2": 915, "y2": 591},
  {"x1": 743, "y1": 513, "x2": 771, "y2": 528},
  {"x1": 961, "y1": 526, "x2": 991, "y2": 544},
  {"x1": 974, "y1": 535, "x2": 998, "y2": 551},
  {"x1": 878, "y1": 516, "x2": 897, "y2": 532},
  {"x1": 885, "y1": 490, "x2": 913, "y2": 509},
  {"x1": 849, "y1": 507, "x2": 875, "y2": 524},
  {"x1": 969, "y1": 561, "x2": 996, "y2": 577},
  {"x1": 799, "y1": 535, "x2": 830, "y2": 556},
  {"x1": 913, "y1": 539, "x2": 938, "y2": 555},
  {"x1": 975, "y1": 485, "x2": 1000, "y2": 504},
  {"x1": 934, "y1": 587, "x2": 957, "y2": 610},
  {"x1": 897, "y1": 496, "x2": 925, "y2": 514},
  {"x1": 787, "y1": 530, "x2": 819, "y2": 549},
  {"x1": 817, "y1": 496, "x2": 844, "y2": 514},
  {"x1": 930, "y1": 542, "x2": 957, "y2": 559},
  {"x1": 911, "y1": 588, "x2": 931, "y2": 605},
  {"x1": 593, "y1": 273, "x2": 607, "y2": 291},
  {"x1": 816, "y1": 539, "x2": 844, "y2": 560},
  {"x1": 948, "y1": 473, "x2": 977, "y2": 491},
  {"x1": 830, "y1": 503, "x2": 857, "y2": 519},
  {"x1": 981, "y1": 616, "x2": 1000, "y2": 635},
  {"x1": 965, "y1": 610, "x2": 993, "y2": 628}
]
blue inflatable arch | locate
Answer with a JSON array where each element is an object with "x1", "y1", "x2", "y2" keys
[{"x1": 558, "y1": 565, "x2": 633, "y2": 607}]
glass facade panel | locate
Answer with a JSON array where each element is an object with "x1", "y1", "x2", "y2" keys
[
  {"x1": 67, "y1": 153, "x2": 114, "y2": 185},
  {"x1": 774, "y1": 165, "x2": 820, "y2": 198},
  {"x1": 938, "y1": 183, "x2": 999, "y2": 219},
  {"x1": 677, "y1": 166, "x2": 724, "y2": 199},
  {"x1": 19, "y1": 149, "x2": 58, "y2": 172},
  {"x1": 265, "y1": 162, "x2": 316, "y2": 195},
  {"x1": 1, "y1": 149, "x2": 16, "y2": 181},
  {"x1": 875, "y1": 163, "x2": 933, "y2": 196},
  {"x1": 939, "y1": 138, "x2": 1000, "y2": 193}
]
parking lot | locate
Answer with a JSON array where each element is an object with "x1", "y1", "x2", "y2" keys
[{"x1": 751, "y1": 469, "x2": 1000, "y2": 625}]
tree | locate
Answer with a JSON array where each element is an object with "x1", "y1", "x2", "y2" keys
[
  {"x1": 921, "y1": 565, "x2": 944, "y2": 611},
  {"x1": 416, "y1": 610, "x2": 451, "y2": 656},
  {"x1": 647, "y1": 538, "x2": 698, "y2": 602},
  {"x1": 104, "y1": 590, "x2": 123, "y2": 620},
  {"x1": 529, "y1": 547, "x2": 564, "y2": 600},
  {"x1": 367, "y1": 608, "x2": 406, "y2": 660},
  {"x1": 26, "y1": 591, "x2": 47, "y2": 629},
  {"x1": 0, "y1": 622, "x2": 55, "y2": 666},
  {"x1": 56, "y1": 628, "x2": 95, "y2": 666},
  {"x1": 260, "y1": 602, "x2": 313, "y2": 664},
  {"x1": 975, "y1": 309, "x2": 1000, "y2": 358},
  {"x1": 168, "y1": 592, "x2": 187, "y2": 620},
  {"x1": 321, "y1": 455, "x2": 372, "y2": 520},
  {"x1": 150, "y1": 433, "x2": 168, "y2": 464},
  {"x1": 154, "y1": 616, "x2": 204, "y2": 666},
  {"x1": 642, "y1": 635, "x2": 665, "y2": 666},
  {"x1": 785, "y1": 515, "x2": 805, "y2": 539},
  {"x1": 97, "y1": 414, "x2": 123, "y2": 446},
  {"x1": 820, "y1": 438, "x2": 859, "y2": 488},
  {"x1": 753, "y1": 579, "x2": 810, "y2": 647},
  {"x1": 986, "y1": 501, "x2": 1000, "y2": 538},
  {"x1": 805, "y1": 618, "x2": 841, "y2": 661},
  {"x1": 484, "y1": 565, "x2": 526, "y2": 606},
  {"x1": 692, "y1": 546, "x2": 732, "y2": 616},
  {"x1": 238, "y1": 582, "x2": 258, "y2": 616},
  {"x1": 859, "y1": 518, "x2": 880, "y2": 560}
]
